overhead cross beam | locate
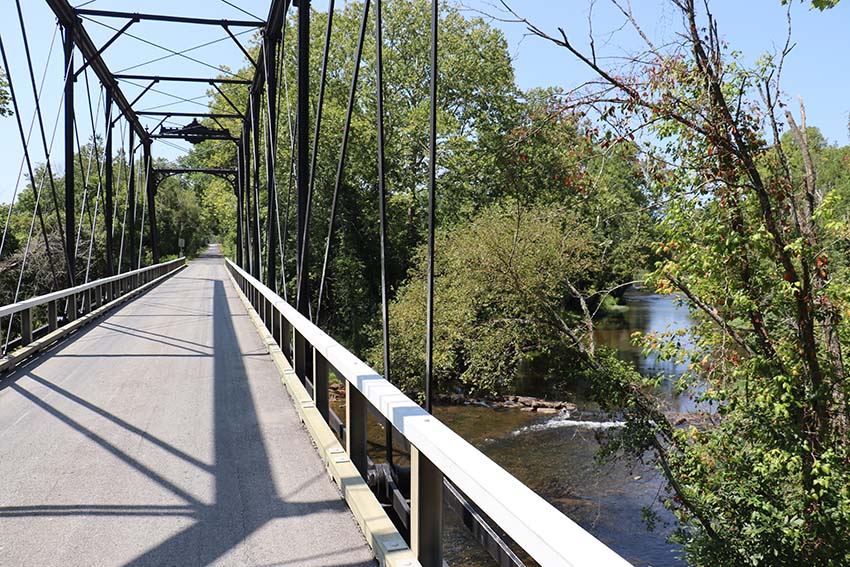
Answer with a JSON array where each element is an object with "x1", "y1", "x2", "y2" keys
[
  {"x1": 115, "y1": 74, "x2": 252, "y2": 85},
  {"x1": 153, "y1": 133, "x2": 238, "y2": 141},
  {"x1": 153, "y1": 167, "x2": 238, "y2": 190},
  {"x1": 137, "y1": 111, "x2": 242, "y2": 119},
  {"x1": 75, "y1": 9, "x2": 265, "y2": 28},
  {"x1": 156, "y1": 119, "x2": 236, "y2": 143},
  {"x1": 155, "y1": 168, "x2": 237, "y2": 176}
]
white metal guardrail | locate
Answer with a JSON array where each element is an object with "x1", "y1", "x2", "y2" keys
[
  {"x1": 226, "y1": 258, "x2": 632, "y2": 567},
  {"x1": 0, "y1": 257, "x2": 185, "y2": 357}
]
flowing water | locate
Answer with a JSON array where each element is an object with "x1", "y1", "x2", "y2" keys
[{"x1": 439, "y1": 290, "x2": 694, "y2": 567}]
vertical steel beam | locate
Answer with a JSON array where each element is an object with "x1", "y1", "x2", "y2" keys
[
  {"x1": 411, "y1": 446, "x2": 444, "y2": 567},
  {"x1": 64, "y1": 24, "x2": 76, "y2": 286},
  {"x1": 264, "y1": 36, "x2": 279, "y2": 292},
  {"x1": 374, "y1": 0, "x2": 394, "y2": 466},
  {"x1": 104, "y1": 92, "x2": 115, "y2": 276},
  {"x1": 250, "y1": 94, "x2": 262, "y2": 280},
  {"x1": 144, "y1": 141, "x2": 159, "y2": 263},
  {"x1": 295, "y1": 0, "x2": 310, "y2": 317},
  {"x1": 244, "y1": 131, "x2": 252, "y2": 274},
  {"x1": 236, "y1": 142, "x2": 244, "y2": 268},
  {"x1": 242, "y1": 127, "x2": 253, "y2": 275},
  {"x1": 127, "y1": 128, "x2": 136, "y2": 271},
  {"x1": 425, "y1": 0, "x2": 439, "y2": 414}
]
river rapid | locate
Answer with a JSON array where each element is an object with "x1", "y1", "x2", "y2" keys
[{"x1": 439, "y1": 290, "x2": 694, "y2": 567}]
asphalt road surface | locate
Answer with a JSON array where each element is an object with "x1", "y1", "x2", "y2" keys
[{"x1": 0, "y1": 246, "x2": 375, "y2": 567}]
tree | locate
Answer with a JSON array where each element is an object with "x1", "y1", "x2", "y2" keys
[
  {"x1": 196, "y1": 0, "x2": 520, "y2": 353},
  {"x1": 494, "y1": 88, "x2": 654, "y2": 291},
  {"x1": 784, "y1": 0, "x2": 841, "y2": 9},
  {"x1": 380, "y1": 93, "x2": 655, "y2": 397},
  {"x1": 0, "y1": 138, "x2": 213, "y2": 310},
  {"x1": 0, "y1": 70, "x2": 12, "y2": 117},
  {"x1": 381, "y1": 205, "x2": 603, "y2": 396},
  {"x1": 500, "y1": 0, "x2": 850, "y2": 564}
]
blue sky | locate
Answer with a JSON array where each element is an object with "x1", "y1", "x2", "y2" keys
[{"x1": 1, "y1": 0, "x2": 848, "y2": 204}]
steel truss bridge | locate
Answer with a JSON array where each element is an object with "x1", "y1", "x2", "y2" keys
[{"x1": 0, "y1": 1, "x2": 631, "y2": 566}]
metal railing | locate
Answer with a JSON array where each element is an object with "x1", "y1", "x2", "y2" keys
[
  {"x1": 226, "y1": 258, "x2": 631, "y2": 567},
  {"x1": 0, "y1": 258, "x2": 185, "y2": 365}
]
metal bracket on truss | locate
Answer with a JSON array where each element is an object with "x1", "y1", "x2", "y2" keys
[{"x1": 74, "y1": 17, "x2": 138, "y2": 79}]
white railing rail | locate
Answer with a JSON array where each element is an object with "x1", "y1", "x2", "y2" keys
[
  {"x1": 0, "y1": 258, "x2": 185, "y2": 319},
  {"x1": 0, "y1": 257, "x2": 185, "y2": 355},
  {"x1": 226, "y1": 258, "x2": 631, "y2": 567}
]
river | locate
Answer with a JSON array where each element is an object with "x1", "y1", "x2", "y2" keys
[{"x1": 438, "y1": 290, "x2": 693, "y2": 567}]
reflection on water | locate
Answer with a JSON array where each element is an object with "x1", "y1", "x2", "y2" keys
[
  {"x1": 437, "y1": 404, "x2": 686, "y2": 567},
  {"x1": 595, "y1": 290, "x2": 696, "y2": 413},
  {"x1": 439, "y1": 291, "x2": 692, "y2": 567}
]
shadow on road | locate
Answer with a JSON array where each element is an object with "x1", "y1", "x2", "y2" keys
[{"x1": 0, "y1": 275, "x2": 374, "y2": 567}]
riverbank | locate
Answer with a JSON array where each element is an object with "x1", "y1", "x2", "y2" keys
[{"x1": 328, "y1": 381, "x2": 578, "y2": 414}]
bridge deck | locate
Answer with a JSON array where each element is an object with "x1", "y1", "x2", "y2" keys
[{"x1": 0, "y1": 249, "x2": 375, "y2": 567}]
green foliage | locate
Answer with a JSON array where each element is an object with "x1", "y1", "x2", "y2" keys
[
  {"x1": 195, "y1": 0, "x2": 521, "y2": 353},
  {"x1": 379, "y1": 206, "x2": 585, "y2": 395},
  {"x1": 154, "y1": 171, "x2": 206, "y2": 259},
  {"x1": 379, "y1": 198, "x2": 648, "y2": 397},
  {"x1": 496, "y1": 89, "x2": 653, "y2": 288},
  {"x1": 511, "y1": 0, "x2": 850, "y2": 563},
  {"x1": 783, "y1": 0, "x2": 841, "y2": 9},
  {"x1": 0, "y1": 70, "x2": 12, "y2": 117},
  {"x1": 648, "y1": 81, "x2": 850, "y2": 567},
  {"x1": 0, "y1": 138, "x2": 215, "y2": 303}
]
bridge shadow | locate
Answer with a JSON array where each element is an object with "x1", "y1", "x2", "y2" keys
[{"x1": 1, "y1": 278, "x2": 375, "y2": 566}]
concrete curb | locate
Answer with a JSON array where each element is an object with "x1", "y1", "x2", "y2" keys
[
  {"x1": 225, "y1": 266, "x2": 419, "y2": 567},
  {"x1": 0, "y1": 264, "x2": 187, "y2": 375}
]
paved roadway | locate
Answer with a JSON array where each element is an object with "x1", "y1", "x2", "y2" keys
[{"x1": 0, "y1": 247, "x2": 375, "y2": 567}]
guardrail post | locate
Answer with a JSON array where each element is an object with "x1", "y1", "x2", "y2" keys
[
  {"x1": 67, "y1": 294, "x2": 78, "y2": 322},
  {"x1": 266, "y1": 299, "x2": 273, "y2": 332},
  {"x1": 346, "y1": 381, "x2": 368, "y2": 477},
  {"x1": 281, "y1": 316, "x2": 292, "y2": 362},
  {"x1": 313, "y1": 351, "x2": 329, "y2": 422},
  {"x1": 21, "y1": 308, "x2": 33, "y2": 346},
  {"x1": 83, "y1": 289, "x2": 92, "y2": 314},
  {"x1": 95, "y1": 285, "x2": 102, "y2": 309},
  {"x1": 294, "y1": 330, "x2": 307, "y2": 383},
  {"x1": 48, "y1": 301, "x2": 58, "y2": 331},
  {"x1": 272, "y1": 305, "x2": 281, "y2": 346},
  {"x1": 411, "y1": 446, "x2": 444, "y2": 567}
]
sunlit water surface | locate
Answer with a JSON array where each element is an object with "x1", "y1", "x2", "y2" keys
[{"x1": 439, "y1": 291, "x2": 693, "y2": 567}]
